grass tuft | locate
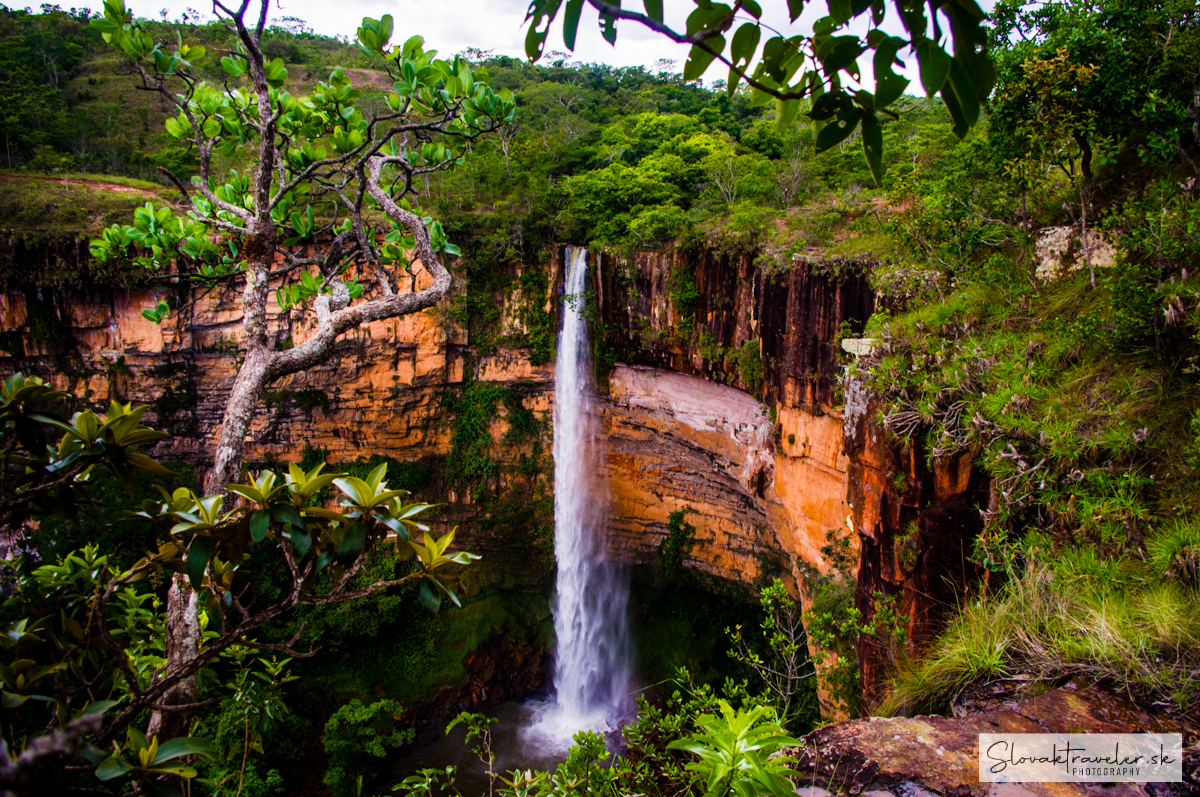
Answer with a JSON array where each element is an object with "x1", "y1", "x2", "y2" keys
[{"x1": 882, "y1": 555, "x2": 1200, "y2": 717}]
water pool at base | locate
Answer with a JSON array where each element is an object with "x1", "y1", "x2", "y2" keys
[{"x1": 392, "y1": 699, "x2": 627, "y2": 796}]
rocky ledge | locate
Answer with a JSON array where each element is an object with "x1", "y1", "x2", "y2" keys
[{"x1": 786, "y1": 681, "x2": 1198, "y2": 796}]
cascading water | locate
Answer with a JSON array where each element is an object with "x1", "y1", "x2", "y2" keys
[{"x1": 528, "y1": 245, "x2": 632, "y2": 747}]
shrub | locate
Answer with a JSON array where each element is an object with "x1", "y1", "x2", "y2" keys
[
  {"x1": 323, "y1": 698, "x2": 413, "y2": 797},
  {"x1": 668, "y1": 263, "x2": 702, "y2": 333}
]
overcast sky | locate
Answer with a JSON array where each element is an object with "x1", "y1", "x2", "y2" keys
[{"x1": 66, "y1": 0, "x2": 993, "y2": 91}]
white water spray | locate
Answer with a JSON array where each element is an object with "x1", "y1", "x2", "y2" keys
[{"x1": 529, "y1": 246, "x2": 632, "y2": 746}]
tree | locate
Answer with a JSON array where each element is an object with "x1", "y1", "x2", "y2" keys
[
  {"x1": 993, "y1": 49, "x2": 1100, "y2": 283},
  {"x1": 86, "y1": 0, "x2": 511, "y2": 738},
  {"x1": 523, "y1": 0, "x2": 995, "y2": 184},
  {"x1": 0, "y1": 374, "x2": 478, "y2": 795},
  {"x1": 726, "y1": 579, "x2": 816, "y2": 730}
]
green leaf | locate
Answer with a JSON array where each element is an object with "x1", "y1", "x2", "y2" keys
[
  {"x1": 786, "y1": 0, "x2": 803, "y2": 21},
  {"x1": 730, "y1": 23, "x2": 760, "y2": 70},
  {"x1": 944, "y1": 57, "x2": 981, "y2": 130},
  {"x1": 289, "y1": 530, "x2": 312, "y2": 560},
  {"x1": 95, "y1": 756, "x2": 133, "y2": 781},
  {"x1": 643, "y1": 0, "x2": 663, "y2": 22},
  {"x1": 916, "y1": 40, "x2": 950, "y2": 96},
  {"x1": 818, "y1": 36, "x2": 865, "y2": 75},
  {"x1": 125, "y1": 451, "x2": 177, "y2": 478},
  {"x1": 186, "y1": 536, "x2": 215, "y2": 589},
  {"x1": 220, "y1": 55, "x2": 244, "y2": 77},
  {"x1": 683, "y1": 36, "x2": 725, "y2": 82},
  {"x1": 599, "y1": 8, "x2": 618, "y2": 45},
  {"x1": 250, "y1": 510, "x2": 270, "y2": 542},
  {"x1": 80, "y1": 699, "x2": 120, "y2": 717},
  {"x1": 872, "y1": 35, "x2": 909, "y2": 110},
  {"x1": 418, "y1": 580, "x2": 441, "y2": 614},
  {"x1": 874, "y1": 72, "x2": 909, "y2": 111},
  {"x1": 814, "y1": 110, "x2": 861, "y2": 151},
  {"x1": 562, "y1": 0, "x2": 584, "y2": 50},
  {"x1": 336, "y1": 523, "x2": 367, "y2": 566},
  {"x1": 271, "y1": 504, "x2": 305, "y2": 530},
  {"x1": 154, "y1": 736, "x2": 219, "y2": 764},
  {"x1": 775, "y1": 98, "x2": 801, "y2": 132}
]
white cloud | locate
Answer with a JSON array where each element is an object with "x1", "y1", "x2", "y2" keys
[{"x1": 74, "y1": 0, "x2": 991, "y2": 93}]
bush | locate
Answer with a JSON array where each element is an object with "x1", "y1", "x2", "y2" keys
[
  {"x1": 323, "y1": 698, "x2": 413, "y2": 797},
  {"x1": 734, "y1": 340, "x2": 764, "y2": 397},
  {"x1": 629, "y1": 204, "x2": 689, "y2": 247},
  {"x1": 668, "y1": 263, "x2": 702, "y2": 334}
]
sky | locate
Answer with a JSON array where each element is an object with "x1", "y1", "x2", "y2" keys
[{"x1": 64, "y1": 0, "x2": 992, "y2": 91}]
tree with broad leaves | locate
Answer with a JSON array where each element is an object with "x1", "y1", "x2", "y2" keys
[
  {"x1": 0, "y1": 374, "x2": 479, "y2": 796},
  {"x1": 87, "y1": 0, "x2": 512, "y2": 742},
  {"x1": 523, "y1": 0, "x2": 994, "y2": 185}
]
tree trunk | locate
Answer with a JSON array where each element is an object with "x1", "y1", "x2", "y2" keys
[
  {"x1": 146, "y1": 574, "x2": 201, "y2": 740},
  {"x1": 204, "y1": 344, "x2": 273, "y2": 494},
  {"x1": 1080, "y1": 181, "x2": 1093, "y2": 288}
]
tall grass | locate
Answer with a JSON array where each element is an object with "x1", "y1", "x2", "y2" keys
[{"x1": 882, "y1": 544, "x2": 1200, "y2": 717}]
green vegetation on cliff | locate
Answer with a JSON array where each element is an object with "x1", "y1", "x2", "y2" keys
[{"x1": 2, "y1": 0, "x2": 1200, "y2": 795}]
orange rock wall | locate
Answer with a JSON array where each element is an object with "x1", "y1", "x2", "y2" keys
[{"x1": 4, "y1": 245, "x2": 985, "y2": 715}]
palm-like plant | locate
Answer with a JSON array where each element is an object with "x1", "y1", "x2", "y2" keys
[{"x1": 668, "y1": 700, "x2": 798, "y2": 797}]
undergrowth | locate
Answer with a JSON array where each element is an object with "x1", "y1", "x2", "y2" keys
[
  {"x1": 883, "y1": 543, "x2": 1200, "y2": 716},
  {"x1": 858, "y1": 253, "x2": 1200, "y2": 717}
]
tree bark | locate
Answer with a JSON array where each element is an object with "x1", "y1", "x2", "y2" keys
[
  {"x1": 204, "y1": 342, "x2": 273, "y2": 495},
  {"x1": 1080, "y1": 181, "x2": 1093, "y2": 288},
  {"x1": 146, "y1": 574, "x2": 201, "y2": 740}
]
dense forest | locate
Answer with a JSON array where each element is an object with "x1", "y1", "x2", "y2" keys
[{"x1": 0, "y1": 0, "x2": 1199, "y2": 795}]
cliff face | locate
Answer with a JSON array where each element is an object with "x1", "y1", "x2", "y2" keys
[
  {"x1": 0, "y1": 242, "x2": 984, "y2": 715},
  {"x1": 843, "y1": 386, "x2": 989, "y2": 706},
  {"x1": 593, "y1": 246, "x2": 874, "y2": 586}
]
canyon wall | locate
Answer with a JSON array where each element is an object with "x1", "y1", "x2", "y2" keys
[
  {"x1": 0, "y1": 241, "x2": 985, "y2": 713},
  {"x1": 593, "y1": 247, "x2": 873, "y2": 587}
]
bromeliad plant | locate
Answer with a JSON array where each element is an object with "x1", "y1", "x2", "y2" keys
[
  {"x1": 0, "y1": 383, "x2": 478, "y2": 796},
  {"x1": 667, "y1": 701, "x2": 798, "y2": 797}
]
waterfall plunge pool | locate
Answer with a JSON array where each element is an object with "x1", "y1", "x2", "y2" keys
[{"x1": 391, "y1": 699, "x2": 627, "y2": 795}]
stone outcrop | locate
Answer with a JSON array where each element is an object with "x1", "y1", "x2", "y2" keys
[
  {"x1": 1034, "y1": 225, "x2": 1119, "y2": 282},
  {"x1": 601, "y1": 363, "x2": 853, "y2": 587},
  {"x1": 787, "y1": 680, "x2": 1198, "y2": 796},
  {"x1": 593, "y1": 246, "x2": 875, "y2": 586}
]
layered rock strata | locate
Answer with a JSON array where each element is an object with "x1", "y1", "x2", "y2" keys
[{"x1": 1, "y1": 242, "x2": 990, "y2": 718}]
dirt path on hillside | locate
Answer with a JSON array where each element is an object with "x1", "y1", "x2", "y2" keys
[{"x1": 1, "y1": 173, "x2": 161, "y2": 197}]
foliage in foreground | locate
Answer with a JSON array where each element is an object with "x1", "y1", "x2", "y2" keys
[
  {"x1": 0, "y1": 373, "x2": 477, "y2": 796},
  {"x1": 884, "y1": 548, "x2": 1200, "y2": 716},
  {"x1": 396, "y1": 683, "x2": 798, "y2": 797}
]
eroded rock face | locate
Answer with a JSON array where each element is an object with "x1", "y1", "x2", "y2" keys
[
  {"x1": 844, "y1": 379, "x2": 989, "y2": 708},
  {"x1": 787, "y1": 681, "x2": 1197, "y2": 796},
  {"x1": 601, "y1": 364, "x2": 855, "y2": 587},
  {"x1": 0, "y1": 267, "x2": 557, "y2": 597},
  {"x1": 602, "y1": 364, "x2": 785, "y2": 584},
  {"x1": 592, "y1": 246, "x2": 875, "y2": 588},
  {"x1": 3, "y1": 242, "x2": 994, "y2": 724}
]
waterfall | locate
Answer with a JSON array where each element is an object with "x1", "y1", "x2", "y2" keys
[{"x1": 530, "y1": 245, "x2": 632, "y2": 746}]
